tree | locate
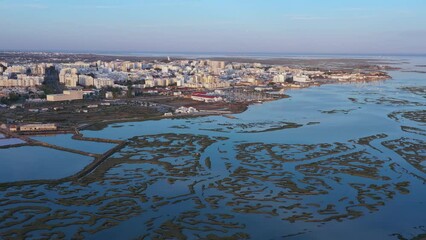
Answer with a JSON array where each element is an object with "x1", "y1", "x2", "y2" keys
[
  {"x1": 40, "y1": 85, "x2": 57, "y2": 95},
  {"x1": 105, "y1": 87, "x2": 122, "y2": 98},
  {"x1": 0, "y1": 97, "x2": 8, "y2": 104},
  {"x1": 122, "y1": 80, "x2": 133, "y2": 98},
  {"x1": 8, "y1": 92, "x2": 20, "y2": 102}
]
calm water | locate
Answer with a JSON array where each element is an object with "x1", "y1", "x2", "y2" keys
[
  {"x1": 0, "y1": 146, "x2": 92, "y2": 182},
  {"x1": 31, "y1": 134, "x2": 117, "y2": 154},
  {"x1": 0, "y1": 138, "x2": 25, "y2": 147},
  {"x1": 0, "y1": 57, "x2": 425, "y2": 239}
]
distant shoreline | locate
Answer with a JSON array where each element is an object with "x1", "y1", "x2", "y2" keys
[
  {"x1": 1, "y1": 50, "x2": 426, "y2": 58},
  {"x1": 0, "y1": 51, "x2": 403, "y2": 70}
]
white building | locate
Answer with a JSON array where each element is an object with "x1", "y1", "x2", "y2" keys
[
  {"x1": 78, "y1": 75, "x2": 94, "y2": 87},
  {"x1": 273, "y1": 73, "x2": 292, "y2": 83},
  {"x1": 105, "y1": 91, "x2": 114, "y2": 99},
  {"x1": 0, "y1": 75, "x2": 44, "y2": 87},
  {"x1": 94, "y1": 78, "x2": 114, "y2": 89},
  {"x1": 293, "y1": 75, "x2": 311, "y2": 83},
  {"x1": 191, "y1": 93, "x2": 223, "y2": 102},
  {"x1": 59, "y1": 68, "x2": 79, "y2": 87},
  {"x1": 47, "y1": 90, "x2": 84, "y2": 102},
  {"x1": 175, "y1": 106, "x2": 199, "y2": 114}
]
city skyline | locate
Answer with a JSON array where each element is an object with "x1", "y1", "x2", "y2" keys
[{"x1": 1, "y1": 0, "x2": 426, "y2": 54}]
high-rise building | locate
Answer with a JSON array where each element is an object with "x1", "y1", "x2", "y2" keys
[
  {"x1": 0, "y1": 75, "x2": 44, "y2": 87},
  {"x1": 78, "y1": 75, "x2": 95, "y2": 87},
  {"x1": 94, "y1": 78, "x2": 114, "y2": 89},
  {"x1": 59, "y1": 68, "x2": 79, "y2": 87},
  {"x1": 207, "y1": 60, "x2": 225, "y2": 75}
]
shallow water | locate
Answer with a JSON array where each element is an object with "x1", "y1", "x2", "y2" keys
[
  {"x1": 31, "y1": 134, "x2": 117, "y2": 154},
  {"x1": 0, "y1": 146, "x2": 92, "y2": 182},
  {"x1": 0, "y1": 138, "x2": 25, "y2": 147},
  {"x1": 0, "y1": 57, "x2": 425, "y2": 239}
]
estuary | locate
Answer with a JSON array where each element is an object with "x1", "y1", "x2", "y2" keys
[{"x1": 0, "y1": 56, "x2": 425, "y2": 239}]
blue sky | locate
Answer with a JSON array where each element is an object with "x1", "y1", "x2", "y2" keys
[{"x1": 1, "y1": 0, "x2": 426, "y2": 54}]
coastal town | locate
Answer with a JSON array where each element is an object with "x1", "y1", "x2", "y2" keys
[
  {"x1": 2, "y1": 0, "x2": 426, "y2": 238},
  {"x1": 0, "y1": 52, "x2": 391, "y2": 134}
]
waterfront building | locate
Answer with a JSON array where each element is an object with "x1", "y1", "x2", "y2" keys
[
  {"x1": 273, "y1": 73, "x2": 293, "y2": 83},
  {"x1": 293, "y1": 75, "x2": 311, "y2": 83},
  {"x1": 175, "y1": 106, "x2": 199, "y2": 114},
  {"x1": 19, "y1": 123, "x2": 57, "y2": 132},
  {"x1": 273, "y1": 75, "x2": 286, "y2": 83},
  {"x1": 191, "y1": 92, "x2": 223, "y2": 102},
  {"x1": 46, "y1": 90, "x2": 84, "y2": 102},
  {"x1": 8, "y1": 125, "x2": 18, "y2": 132}
]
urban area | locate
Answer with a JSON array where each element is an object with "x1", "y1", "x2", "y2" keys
[{"x1": 0, "y1": 52, "x2": 390, "y2": 134}]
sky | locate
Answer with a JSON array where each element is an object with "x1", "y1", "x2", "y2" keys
[{"x1": 1, "y1": 0, "x2": 426, "y2": 54}]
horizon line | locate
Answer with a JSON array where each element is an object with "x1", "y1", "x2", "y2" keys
[{"x1": 1, "y1": 50, "x2": 426, "y2": 57}]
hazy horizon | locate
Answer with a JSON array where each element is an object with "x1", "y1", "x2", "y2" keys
[
  {"x1": 2, "y1": 50, "x2": 426, "y2": 58},
  {"x1": 1, "y1": 0, "x2": 426, "y2": 54}
]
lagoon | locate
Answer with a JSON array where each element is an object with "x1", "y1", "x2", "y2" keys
[
  {"x1": 0, "y1": 57, "x2": 425, "y2": 239},
  {"x1": 0, "y1": 146, "x2": 92, "y2": 182}
]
